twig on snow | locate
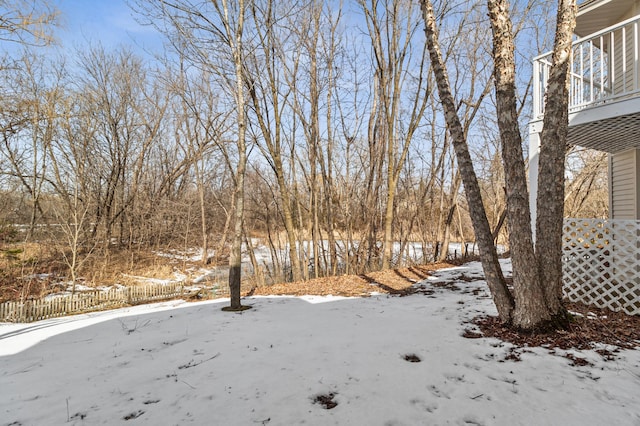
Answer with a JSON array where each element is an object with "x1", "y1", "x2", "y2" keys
[{"x1": 178, "y1": 352, "x2": 221, "y2": 369}]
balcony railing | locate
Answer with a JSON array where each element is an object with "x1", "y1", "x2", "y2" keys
[{"x1": 533, "y1": 15, "x2": 640, "y2": 120}]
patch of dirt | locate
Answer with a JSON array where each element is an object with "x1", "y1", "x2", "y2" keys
[
  {"x1": 69, "y1": 412, "x2": 87, "y2": 421},
  {"x1": 462, "y1": 329, "x2": 483, "y2": 339},
  {"x1": 565, "y1": 352, "x2": 593, "y2": 367},
  {"x1": 403, "y1": 353, "x2": 422, "y2": 362},
  {"x1": 470, "y1": 302, "x2": 640, "y2": 362},
  {"x1": 504, "y1": 347, "x2": 525, "y2": 362},
  {"x1": 313, "y1": 393, "x2": 338, "y2": 409},
  {"x1": 123, "y1": 410, "x2": 145, "y2": 420},
  {"x1": 455, "y1": 273, "x2": 478, "y2": 282}
]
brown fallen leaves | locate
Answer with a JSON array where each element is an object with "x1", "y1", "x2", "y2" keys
[
  {"x1": 249, "y1": 262, "x2": 457, "y2": 297},
  {"x1": 472, "y1": 303, "x2": 640, "y2": 363}
]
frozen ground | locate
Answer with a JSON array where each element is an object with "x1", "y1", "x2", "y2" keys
[{"x1": 1, "y1": 261, "x2": 639, "y2": 425}]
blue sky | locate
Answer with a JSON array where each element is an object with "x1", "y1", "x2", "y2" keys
[{"x1": 53, "y1": 0, "x2": 163, "y2": 54}]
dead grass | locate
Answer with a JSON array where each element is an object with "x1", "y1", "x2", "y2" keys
[
  {"x1": 0, "y1": 242, "x2": 66, "y2": 302},
  {"x1": 80, "y1": 250, "x2": 177, "y2": 286},
  {"x1": 0, "y1": 243, "x2": 195, "y2": 302}
]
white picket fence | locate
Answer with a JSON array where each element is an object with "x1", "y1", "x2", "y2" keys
[
  {"x1": 0, "y1": 282, "x2": 188, "y2": 323},
  {"x1": 563, "y1": 218, "x2": 640, "y2": 315}
]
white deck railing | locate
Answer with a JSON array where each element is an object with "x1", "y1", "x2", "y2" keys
[
  {"x1": 534, "y1": 15, "x2": 640, "y2": 119},
  {"x1": 563, "y1": 218, "x2": 640, "y2": 315}
]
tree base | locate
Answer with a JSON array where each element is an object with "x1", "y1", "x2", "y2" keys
[
  {"x1": 512, "y1": 306, "x2": 572, "y2": 333},
  {"x1": 221, "y1": 305, "x2": 253, "y2": 312}
]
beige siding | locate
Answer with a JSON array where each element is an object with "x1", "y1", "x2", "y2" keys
[
  {"x1": 610, "y1": 149, "x2": 639, "y2": 219},
  {"x1": 610, "y1": 22, "x2": 638, "y2": 96},
  {"x1": 620, "y1": 2, "x2": 640, "y2": 21}
]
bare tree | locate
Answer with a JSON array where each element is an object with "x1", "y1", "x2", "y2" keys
[
  {"x1": 421, "y1": 0, "x2": 514, "y2": 321},
  {"x1": 169, "y1": 61, "x2": 231, "y2": 265},
  {"x1": 72, "y1": 46, "x2": 163, "y2": 248},
  {"x1": 242, "y1": 0, "x2": 305, "y2": 282},
  {"x1": 216, "y1": 0, "x2": 250, "y2": 311},
  {"x1": 0, "y1": 0, "x2": 58, "y2": 46},
  {"x1": 421, "y1": 0, "x2": 577, "y2": 329},
  {"x1": 564, "y1": 148, "x2": 608, "y2": 218},
  {"x1": 0, "y1": 53, "x2": 49, "y2": 240},
  {"x1": 286, "y1": 0, "x2": 343, "y2": 277},
  {"x1": 135, "y1": 0, "x2": 252, "y2": 310},
  {"x1": 359, "y1": 0, "x2": 430, "y2": 270}
]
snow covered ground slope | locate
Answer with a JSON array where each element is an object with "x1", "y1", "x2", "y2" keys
[{"x1": 1, "y1": 262, "x2": 639, "y2": 425}]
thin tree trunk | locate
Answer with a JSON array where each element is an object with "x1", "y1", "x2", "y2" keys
[
  {"x1": 199, "y1": 183, "x2": 209, "y2": 266},
  {"x1": 439, "y1": 203, "x2": 456, "y2": 262},
  {"x1": 456, "y1": 204, "x2": 466, "y2": 257},
  {"x1": 382, "y1": 184, "x2": 396, "y2": 268},
  {"x1": 324, "y1": 36, "x2": 338, "y2": 276},
  {"x1": 244, "y1": 234, "x2": 263, "y2": 287},
  {"x1": 492, "y1": 208, "x2": 507, "y2": 242},
  {"x1": 438, "y1": 171, "x2": 461, "y2": 262},
  {"x1": 224, "y1": 0, "x2": 250, "y2": 311}
]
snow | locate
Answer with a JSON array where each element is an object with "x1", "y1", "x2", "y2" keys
[
  {"x1": 1, "y1": 261, "x2": 639, "y2": 425},
  {"x1": 121, "y1": 275, "x2": 181, "y2": 286},
  {"x1": 153, "y1": 248, "x2": 215, "y2": 262}
]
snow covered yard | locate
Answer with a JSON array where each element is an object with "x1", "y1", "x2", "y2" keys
[{"x1": 1, "y1": 262, "x2": 639, "y2": 425}]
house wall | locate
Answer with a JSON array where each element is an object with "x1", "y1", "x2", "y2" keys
[
  {"x1": 615, "y1": 22, "x2": 637, "y2": 95},
  {"x1": 609, "y1": 148, "x2": 640, "y2": 219},
  {"x1": 606, "y1": 4, "x2": 640, "y2": 219},
  {"x1": 528, "y1": 127, "x2": 541, "y2": 237},
  {"x1": 619, "y1": 1, "x2": 640, "y2": 20}
]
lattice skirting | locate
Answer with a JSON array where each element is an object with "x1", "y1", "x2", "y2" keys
[{"x1": 563, "y1": 218, "x2": 640, "y2": 315}]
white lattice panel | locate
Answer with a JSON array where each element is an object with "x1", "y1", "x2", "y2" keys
[{"x1": 562, "y1": 218, "x2": 640, "y2": 315}]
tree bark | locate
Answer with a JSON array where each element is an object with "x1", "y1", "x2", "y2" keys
[
  {"x1": 438, "y1": 171, "x2": 461, "y2": 262},
  {"x1": 487, "y1": 0, "x2": 549, "y2": 329},
  {"x1": 485, "y1": 0, "x2": 575, "y2": 329},
  {"x1": 420, "y1": 0, "x2": 514, "y2": 322},
  {"x1": 223, "y1": 0, "x2": 250, "y2": 311},
  {"x1": 536, "y1": 0, "x2": 576, "y2": 317}
]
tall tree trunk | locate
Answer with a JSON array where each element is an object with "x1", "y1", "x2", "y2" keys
[
  {"x1": 359, "y1": 0, "x2": 428, "y2": 271},
  {"x1": 323, "y1": 27, "x2": 339, "y2": 275},
  {"x1": 224, "y1": 0, "x2": 250, "y2": 312},
  {"x1": 488, "y1": 0, "x2": 574, "y2": 329},
  {"x1": 421, "y1": 0, "x2": 514, "y2": 322},
  {"x1": 244, "y1": 76, "x2": 303, "y2": 282},
  {"x1": 536, "y1": 0, "x2": 576, "y2": 316},
  {"x1": 487, "y1": 0, "x2": 549, "y2": 329}
]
